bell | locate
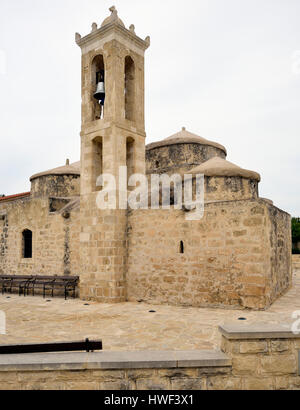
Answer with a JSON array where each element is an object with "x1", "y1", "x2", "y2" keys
[{"x1": 94, "y1": 81, "x2": 105, "y2": 101}]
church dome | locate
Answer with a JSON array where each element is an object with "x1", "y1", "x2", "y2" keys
[
  {"x1": 101, "y1": 6, "x2": 125, "y2": 28},
  {"x1": 146, "y1": 127, "x2": 227, "y2": 155},
  {"x1": 30, "y1": 161, "x2": 80, "y2": 181},
  {"x1": 146, "y1": 128, "x2": 227, "y2": 175},
  {"x1": 189, "y1": 157, "x2": 261, "y2": 181},
  {"x1": 30, "y1": 161, "x2": 81, "y2": 198}
]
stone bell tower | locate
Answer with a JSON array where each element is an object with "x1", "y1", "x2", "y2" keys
[{"x1": 76, "y1": 6, "x2": 150, "y2": 302}]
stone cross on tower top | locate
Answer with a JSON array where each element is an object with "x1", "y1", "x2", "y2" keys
[{"x1": 109, "y1": 6, "x2": 117, "y2": 18}]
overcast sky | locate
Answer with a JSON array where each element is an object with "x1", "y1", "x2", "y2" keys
[{"x1": 0, "y1": 0, "x2": 299, "y2": 215}]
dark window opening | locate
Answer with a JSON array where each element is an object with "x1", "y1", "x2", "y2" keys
[
  {"x1": 180, "y1": 241, "x2": 184, "y2": 254},
  {"x1": 22, "y1": 230, "x2": 32, "y2": 259}
]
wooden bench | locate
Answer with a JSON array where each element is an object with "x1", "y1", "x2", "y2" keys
[{"x1": 0, "y1": 275, "x2": 79, "y2": 300}]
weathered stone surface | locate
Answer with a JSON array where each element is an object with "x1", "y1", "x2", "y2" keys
[
  {"x1": 260, "y1": 355, "x2": 296, "y2": 375},
  {"x1": 232, "y1": 356, "x2": 259, "y2": 374},
  {"x1": 239, "y1": 341, "x2": 268, "y2": 354},
  {"x1": 136, "y1": 378, "x2": 170, "y2": 390},
  {"x1": 244, "y1": 377, "x2": 274, "y2": 390},
  {"x1": 275, "y1": 376, "x2": 290, "y2": 390},
  {"x1": 271, "y1": 340, "x2": 290, "y2": 353},
  {"x1": 207, "y1": 376, "x2": 242, "y2": 390},
  {"x1": 171, "y1": 378, "x2": 204, "y2": 390}
]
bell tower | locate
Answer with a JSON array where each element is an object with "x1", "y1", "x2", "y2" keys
[{"x1": 76, "y1": 6, "x2": 150, "y2": 302}]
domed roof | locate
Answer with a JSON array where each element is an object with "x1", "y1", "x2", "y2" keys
[
  {"x1": 101, "y1": 6, "x2": 125, "y2": 28},
  {"x1": 146, "y1": 127, "x2": 227, "y2": 154},
  {"x1": 188, "y1": 157, "x2": 261, "y2": 181},
  {"x1": 30, "y1": 161, "x2": 80, "y2": 181}
]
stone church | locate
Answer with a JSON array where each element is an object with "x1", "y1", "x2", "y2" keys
[{"x1": 0, "y1": 7, "x2": 292, "y2": 309}]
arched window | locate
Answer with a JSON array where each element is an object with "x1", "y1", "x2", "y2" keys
[
  {"x1": 92, "y1": 55, "x2": 105, "y2": 121},
  {"x1": 180, "y1": 241, "x2": 184, "y2": 254},
  {"x1": 126, "y1": 137, "x2": 135, "y2": 182},
  {"x1": 22, "y1": 230, "x2": 32, "y2": 259},
  {"x1": 124, "y1": 56, "x2": 135, "y2": 121},
  {"x1": 92, "y1": 136, "x2": 103, "y2": 192}
]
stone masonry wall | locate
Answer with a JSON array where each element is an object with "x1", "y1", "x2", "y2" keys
[
  {"x1": 126, "y1": 198, "x2": 291, "y2": 310},
  {"x1": 0, "y1": 367, "x2": 233, "y2": 390},
  {"x1": 79, "y1": 193, "x2": 127, "y2": 303},
  {"x1": 31, "y1": 175, "x2": 80, "y2": 198},
  {"x1": 0, "y1": 197, "x2": 80, "y2": 277},
  {"x1": 203, "y1": 176, "x2": 258, "y2": 202},
  {"x1": 220, "y1": 330, "x2": 300, "y2": 390},
  {"x1": 266, "y1": 204, "x2": 292, "y2": 305}
]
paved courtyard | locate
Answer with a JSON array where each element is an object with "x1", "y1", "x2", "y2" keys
[{"x1": 0, "y1": 270, "x2": 299, "y2": 352}]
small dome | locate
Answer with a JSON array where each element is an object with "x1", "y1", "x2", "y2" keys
[
  {"x1": 146, "y1": 128, "x2": 227, "y2": 154},
  {"x1": 189, "y1": 157, "x2": 261, "y2": 182},
  {"x1": 101, "y1": 6, "x2": 125, "y2": 28},
  {"x1": 30, "y1": 161, "x2": 80, "y2": 181}
]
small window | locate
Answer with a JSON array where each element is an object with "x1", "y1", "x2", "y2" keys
[
  {"x1": 22, "y1": 230, "x2": 32, "y2": 259},
  {"x1": 180, "y1": 241, "x2": 184, "y2": 254}
]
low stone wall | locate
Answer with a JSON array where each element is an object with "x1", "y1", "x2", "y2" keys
[
  {"x1": 220, "y1": 323, "x2": 300, "y2": 390},
  {"x1": 1, "y1": 324, "x2": 300, "y2": 390},
  {"x1": 0, "y1": 350, "x2": 231, "y2": 390}
]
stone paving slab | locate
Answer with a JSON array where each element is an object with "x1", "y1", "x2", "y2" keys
[
  {"x1": 219, "y1": 323, "x2": 297, "y2": 339},
  {"x1": 0, "y1": 350, "x2": 231, "y2": 371},
  {"x1": 0, "y1": 270, "x2": 299, "y2": 352}
]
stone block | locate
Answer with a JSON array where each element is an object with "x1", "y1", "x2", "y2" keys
[
  {"x1": 207, "y1": 376, "x2": 242, "y2": 390},
  {"x1": 239, "y1": 341, "x2": 268, "y2": 354},
  {"x1": 171, "y1": 378, "x2": 204, "y2": 390},
  {"x1": 271, "y1": 341, "x2": 290, "y2": 353},
  {"x1": 275, "y1": 376, "x2": 290, "y2": 390},
  {"x1": 136, "y1": 378, "x2": 170, "y2": 390},
  {"x1": 244, "y1": 377, "x2": 274, "y2": 390},
  {"x1": 260, "y1": 355, "x2": 296, "y2": 375},
  {"x1": 232, "y1": 356, "x2": 259, "y2": 374}
]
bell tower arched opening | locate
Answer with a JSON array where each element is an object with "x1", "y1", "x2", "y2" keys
[
  {"x1": 126, "y1": 137, "x2": 135, "y2": 183},
  {"x1": 92, "y1": 55, "x2": 105, "y2": 121},
  {"x1": 125, "y1": 56, "x2": 135, "y2": 121},
  {"x1": 92, "y1": 136, "x2": 103, "y2": 192}
]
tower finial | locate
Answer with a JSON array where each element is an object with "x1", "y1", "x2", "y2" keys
[
  {"x1": 109, "y1": 6, "x2": 118, "y2": 22},
  {"x1": 109, "y1": 5, "x2": 117, "y2": 15}
]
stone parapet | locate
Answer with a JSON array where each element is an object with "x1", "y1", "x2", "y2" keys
[
  {"x1": 220, "y1": 323, "x2": 300, "y2": 390},
  {"x1": 1, "y1": 324, "x2": 300, "y2": 389}
]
